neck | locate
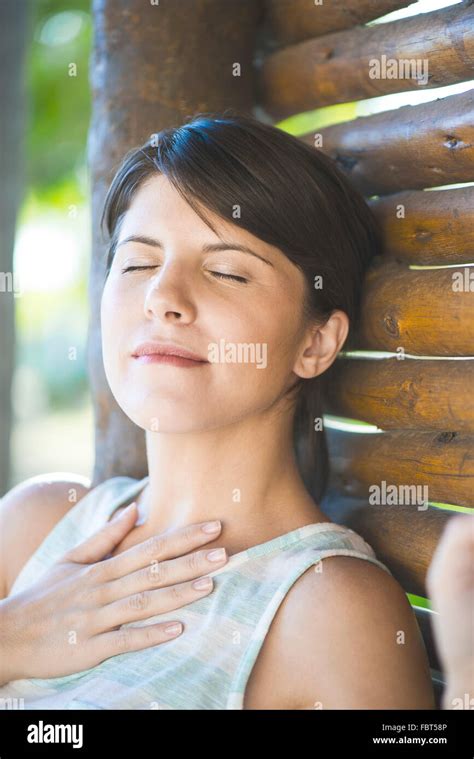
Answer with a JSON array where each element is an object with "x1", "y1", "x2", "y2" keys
[{"x1": 138, "y1": 405, "x2": 324, "y2": 556}]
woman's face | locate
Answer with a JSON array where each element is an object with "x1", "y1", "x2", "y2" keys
[{"x1": 100, "y1": 174, "x2": 312, "y2": 433}]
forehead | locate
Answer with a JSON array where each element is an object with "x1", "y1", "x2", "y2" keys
[
  {"x1": 116, "y1": 174, "x2": 279, "y2": 262},
  {"x1": 118, "y1": 174, "x2": 227, "y2": 242}
]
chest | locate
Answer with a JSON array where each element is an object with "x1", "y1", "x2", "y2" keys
[{"x1": 107, "y1": 507, "x2": 307, "y2": 709}]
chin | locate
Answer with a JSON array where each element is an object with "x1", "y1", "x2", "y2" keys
[{"x1": 120, "y1": 403, "x2": 212, "y2": 434}]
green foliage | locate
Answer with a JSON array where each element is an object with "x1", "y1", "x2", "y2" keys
[
  {"x1": 276, "y1": 102, "x2": 358, "y2": 136},
  {"x1": 12, "y1": 1, "x2": 93, "y2": 412},
  {"x1": 408, "y1": 594, "x2": 431, "y2": 611},
  {"x1": 26, "y1": 0, "x2": 91, "y2": 198}
]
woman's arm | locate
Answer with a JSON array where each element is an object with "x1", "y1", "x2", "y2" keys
[
  {"x1": 275, "y1": 556, "x2": 436, "y2": 710},
  {"x1": 0, "y1": 474, "x2": 90, "y2": 685},
  {"x1": 0, "y1": 473, "x2": 90, "y2": 599}
]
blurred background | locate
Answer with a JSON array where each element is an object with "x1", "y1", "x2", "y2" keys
[
  {"x1": 1, "y1": 0, "x2": 471, "y2": 494},
  {"x1": 2, "y1": 0, "x2": 92, "y2": 487}
]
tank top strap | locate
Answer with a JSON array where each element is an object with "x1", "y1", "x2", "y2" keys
[
  {"x1": 225, "y1": 524, "x2": 393, "y2": 709},
  {"x1": 306, "y1": 524, "x2": 393, "y2": 576},
  {"x1": 8, "y1": 476, "x2": 149, "y2": 597}
]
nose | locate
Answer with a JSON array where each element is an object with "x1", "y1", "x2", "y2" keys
[{"x1": 143, "y1": 260, "x2": 197, "y2": 324}]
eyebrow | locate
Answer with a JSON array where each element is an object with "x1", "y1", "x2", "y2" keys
[{"x1": 116, "y1": 235, "x2": 274, "y2": 267}]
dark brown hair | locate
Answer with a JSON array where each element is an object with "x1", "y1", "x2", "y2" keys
[{"x1": 100, "y1": 109, "x2": 382, "y2": 505}]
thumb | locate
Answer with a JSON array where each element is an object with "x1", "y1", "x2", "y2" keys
[{"x1": 63, "y1": 502, "x2": 138, "y2": 564}]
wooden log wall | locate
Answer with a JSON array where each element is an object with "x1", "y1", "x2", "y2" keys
[
  {"x1": 260, "y1": 0, "x2": 474, "y2": 689},
  {"x1": 262, "y1": 3, "x2": 474, "y2": 115}
]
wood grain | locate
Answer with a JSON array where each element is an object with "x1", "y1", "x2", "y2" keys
[
  {"x1": 264, "y1": 0, "x2": 412, "y2": 48},
  {"x1": 324, "y1": 357, "x2": 474, "y2": 431},
  {"x1": 326, "y1": 427, "x2": 474, "y2": 508},
  {"x1": 262, "y1": 4, "x2": 474, "y2": 117},
  {"x1": 369, "y1": 187, "x2": 474, "y2": 265},
  {"x1": 355, "y1": 256, "x2": 474, "y2": 354},
  {"x1": 300, "y1": 91, "x2": 474, "y2": 196}
]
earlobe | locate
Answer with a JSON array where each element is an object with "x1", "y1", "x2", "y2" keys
[{"x1": 293, "y1": 310, "x2": 350, "y2": 380}]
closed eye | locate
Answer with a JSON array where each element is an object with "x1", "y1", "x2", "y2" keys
[
  {"x1": 121, "y1": 265, "x2": 247, "y2": 283},
  {"x1": 210, "y1": 271, "x2": 248, "y2": 283},
  {"x1": 121, "y1": 265, "x2": 157, "y2": 273}
]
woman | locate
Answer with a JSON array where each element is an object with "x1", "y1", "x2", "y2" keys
[{"x1": 0, "y1": 111, "x2": 435, "y2": 709}]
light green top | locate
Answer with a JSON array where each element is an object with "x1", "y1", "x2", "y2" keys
[{"x1": 0, "y1": 476, "x2": 392, "y2": 710}]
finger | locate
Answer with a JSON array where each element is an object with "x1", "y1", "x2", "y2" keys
[
  {"x1": 427, "y1": 515, "x2": 474, "y2": 598},
  {"x1": 95, "y1": 619, "x2": 184, "y2": 659},
  {"x1": 98, "y1": 520, "x2": 223, "y2": 581},
  {"x1": 102, "y1": 546, "x2": 227, "y2": 604},
  {"x1": 427, "y1": 516, "x2": 474, "y2": 583},
  {"x1": 440, "y1": 514, "x2": 474, "y2": 553},
  {"x1": 63, "y1": 502, "x2": 139, "y2": 564},
  {"x1": 96, "y1": 576, "x2": 215, "y2": 630}
]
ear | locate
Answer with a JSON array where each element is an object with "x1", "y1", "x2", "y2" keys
[{"x1": 293, "y1": 310, "x2": 350, "y2": 380}]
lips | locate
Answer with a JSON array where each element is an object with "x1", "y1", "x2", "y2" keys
[{"x1": 131, "y1": 341, "x2": 208, "y2": 364}]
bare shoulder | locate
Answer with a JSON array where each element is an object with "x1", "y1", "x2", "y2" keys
[
  {"x1": 0, "y1": 473, "x2": 91, "y2": 598},
  {"x1": 245, "y1": 555, "x2": 435, "y2": 710}
]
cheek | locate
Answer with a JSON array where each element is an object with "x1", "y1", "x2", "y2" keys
[
  {"x1": 100, "y1": 287, "x2": 116, "y2": 353},
  {"x1": 251, "y1": 301, "x2": 302, "y2": 368},
  {"x1": 100, "y1": 284, "x2": 128, "y2": 378},
  {"x1": 216, "y1": 302, "x2": 300, "y2": 390},
  {"x1": 101, "y1": 277, "x2": 118, "y2": 323},
  {"x1": 101, "y1": 280, "x2": 134, "y2": 336}
]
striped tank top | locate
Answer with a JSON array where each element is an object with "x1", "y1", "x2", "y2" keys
[{"x1": 0, "y1": 475, "x2": 393, "y2": 710}]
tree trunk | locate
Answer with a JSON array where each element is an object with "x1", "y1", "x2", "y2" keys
[{"x1": 88, "y1": 0, "x2": 263, "y2": 487}]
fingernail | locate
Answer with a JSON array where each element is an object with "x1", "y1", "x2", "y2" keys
[
  {"x1": 193, "y1": 576, "x2": 213, "y2": 591},
  {"x1": 207, "y1": 548, "x2": 226, "y2": 562},
  {"x1": 201, "y1": 520, "x2": 221, "y2": 533},
  {"x1": 164, "y1": 622, "x2": 183, "y2": 637}
]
